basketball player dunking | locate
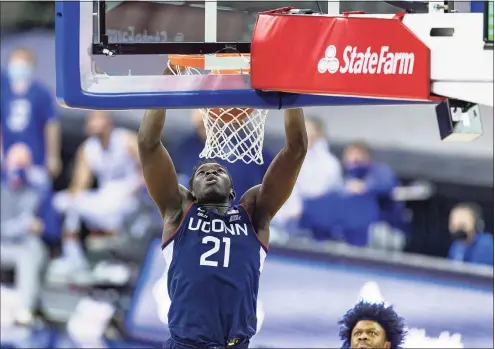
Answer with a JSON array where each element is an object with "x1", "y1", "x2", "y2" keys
[{"x1": 138, "y1": 94, "x2": 307, "y2": 347}]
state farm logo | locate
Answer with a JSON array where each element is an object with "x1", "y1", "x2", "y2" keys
[
  {"x1": 318, "y1": 45, "x2": 340, "y2": 74},
  {"x1": 318, "y1": 45, "x2": 415, "y2": 75}
]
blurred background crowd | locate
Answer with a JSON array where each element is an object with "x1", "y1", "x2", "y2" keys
[{"x1": 0, "y1": 1, "x2": 493, "y2": 348}]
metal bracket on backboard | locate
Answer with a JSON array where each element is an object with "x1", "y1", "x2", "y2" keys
[
  {"x1": 428, "y1": 1, "x2": 459, "y2": 13},
  {"x1": 436, "y1": 99, "x2": 483, "y2": 142}
]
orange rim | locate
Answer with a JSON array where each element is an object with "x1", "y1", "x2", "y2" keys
[{"x1": 169, "y1": 53, "x2": 251, "y2": 73}]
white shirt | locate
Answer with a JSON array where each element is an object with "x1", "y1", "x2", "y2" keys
[
  {"x1": 272, "y1": 139, "x2": 343, "y2": 224},
  {"x1": 83, "y1": 128, "x2": 140, "y2": 195},
  {"x1": 296, "y1": 138, "x2": 343, "y2": 198}
]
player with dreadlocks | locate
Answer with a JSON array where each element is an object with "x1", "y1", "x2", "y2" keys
[{"x1": 338, "y1": 301, "x2": 407, "y2": 349}]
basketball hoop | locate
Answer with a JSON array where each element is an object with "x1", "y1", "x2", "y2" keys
[{"x1": 168, "y1": 54, "x2": 269, "y2": 165}]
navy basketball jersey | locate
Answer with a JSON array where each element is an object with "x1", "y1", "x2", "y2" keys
[{"x1": 162, "y1": 203, "x2": 268, "y2": 347}]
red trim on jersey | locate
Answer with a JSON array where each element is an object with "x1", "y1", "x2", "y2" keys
[
  {"x1": 239, "y1": 203, "x2": 269, "y2": 253},
  {"x1": 161, "y1": 203, "x2": 195, "y2": 249}
]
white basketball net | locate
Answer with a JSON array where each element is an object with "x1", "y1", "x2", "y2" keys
[{"x1": 167, "y1": 59, "x2": 269, "y2": 165}]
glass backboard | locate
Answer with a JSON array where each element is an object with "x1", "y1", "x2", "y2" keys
[
  {"x1": 55, "y1": 0, "x2": 423, "y2": 109},
  {"x1": 61, "y1": 1, "x2": 493, "y2": 109},
  {"x1": 94, "y1": 1, "x2": 409, "y2": 55}
]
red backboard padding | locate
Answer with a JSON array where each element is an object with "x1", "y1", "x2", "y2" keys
[{"x1": 251, "y1": 10, "x2": 431, "y2": 101}]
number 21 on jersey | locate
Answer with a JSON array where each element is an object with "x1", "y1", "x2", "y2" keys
[{"x1": 200, "y1": 236, "x2": 231, "y2": 268}]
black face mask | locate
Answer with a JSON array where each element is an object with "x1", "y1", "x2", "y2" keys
[{"x1": 451, "y1": 230, "x2": 470, "y2": 241}]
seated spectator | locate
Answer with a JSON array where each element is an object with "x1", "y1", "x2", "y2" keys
[
  {"x1": 448, "y1": 202, "x2": 493, "y2": 266},
  {"x1": 296, "y1": 117, "x2": 343, "y2": 198},
  {"x1": 1, "y1": 47, "x2": 62, "y2": 244},
  {"x1": 50, "y1": 111, "x2": 142, "y2": 278},
  {"x1": 171, "y1": 110, "x2": 273, "y2": 204},
  {"x1": 301, "y1": 141, "x2": 402, "y2": 246},
  {"x1": 271, "y1": 186, "x2": 303, "y2": 236},
  {"x1": 272, "y1": 117, "x2": 342, "y2": 234},
  {"x1": 342, "y1": 141, "x2": 398, "y2": 199},
  {"x1": 0, "y1": 143, "x2": 49, "y2": 326},
  {"x1": 342, "y1": 141, "x2": 403, "y2": 245}
]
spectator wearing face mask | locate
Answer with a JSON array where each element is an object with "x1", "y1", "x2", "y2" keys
[
  {"x1": 271, "y1": 117, "x2": 342, "y2": 235},
  {"x1": 296, "y1": 117, "x2": 343, "y2": 198},
  {"x1": 343, "y1": 142, "x2": 404, "y2": 222},
  {"x1": 448, "y1": 203, "x2": 493, "y2": 266},
  {"x1": 0, "y1": 143, "x2": 49, "y2": 326},
  {"x1": 339, "y1": 141, "x2": 403, "y2": 246},
  {"x1": 342, "y1": 142, "x2": 397, "y2": 198},
  {"x1": 1, "y1": 47, "x2": 61, "y2": 243}
]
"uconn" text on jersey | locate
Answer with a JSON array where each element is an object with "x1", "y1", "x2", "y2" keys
[{"x1": 187, "y1": 217, "x2": 248, "y2": 236}]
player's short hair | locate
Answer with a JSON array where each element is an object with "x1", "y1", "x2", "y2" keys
[
  {"x1": 338, "y1": 301, "x2": 407, "y2": 349},
  {"x1": 189, "y1": 159, "x2": 233, "y2": 191}
]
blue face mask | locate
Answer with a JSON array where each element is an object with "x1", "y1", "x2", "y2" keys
[
  {"x1": 345, "y1": 163, "x2": 370, "y2": 178},
  {"x1": 7, "y1": 61, "x2": 33, "y2": 83}
]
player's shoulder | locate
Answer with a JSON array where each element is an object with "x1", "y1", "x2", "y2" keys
[
  {"x1": 178, "y1": 184, "x2": 195, "y2": 210},
  {"x1": 161, "y1": 185, "x2": 193, "y2": 229},
  {"x1": 178, "y1": 184, "x2": 191, "y2": 198},
  {"x1": 239, "y1": 185, "x2": 261, "y2": 215}
]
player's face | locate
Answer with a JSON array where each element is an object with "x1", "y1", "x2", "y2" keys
[
  {"x1": 350, "y1": 320, "x2": 391, "y2": 349},
  {"x1": 192, "y1": 163, "x2": 232, "y2": 203}
]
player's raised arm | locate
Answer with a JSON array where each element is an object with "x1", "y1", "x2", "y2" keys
[
  {"x1": 245, "y1": 108, "x2": 308, "y2": 233},
  {"x1": 138, "y1": 108, "x2": 182, "y2": 217}
]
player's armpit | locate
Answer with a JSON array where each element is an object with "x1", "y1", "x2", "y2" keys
[
  {"x1": 138, "y1": 108, "x2": 182, "y2": 217},
  {"x1": 249, "y1": 108, "x2": 308, "y2": 228},
  {"x1": 239, "y1": 185, "x2": 260, "y2": 215}
]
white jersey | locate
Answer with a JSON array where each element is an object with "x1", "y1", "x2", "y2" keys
[{"x1": 83, "y1": 128, "x2": 140, "y2": 195}]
